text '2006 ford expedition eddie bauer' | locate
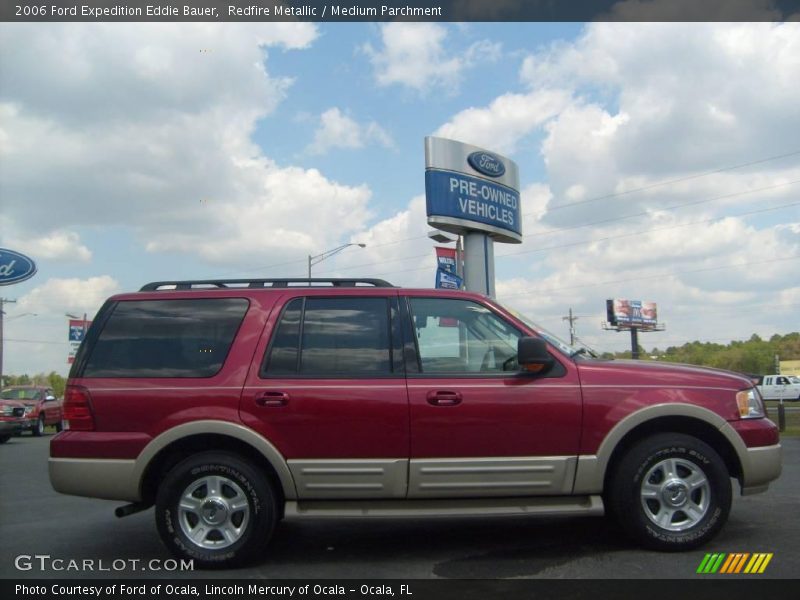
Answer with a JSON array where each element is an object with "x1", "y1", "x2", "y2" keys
[{"x1": 49, "y1": 278, "x2": 782, "y2": 568}]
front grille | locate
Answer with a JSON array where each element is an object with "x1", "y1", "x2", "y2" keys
[{"x1": 12, "y1": 407, "x2": 24, "y2": 418}]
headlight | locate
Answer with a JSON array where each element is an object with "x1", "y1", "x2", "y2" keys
[
  {"x1": 736, "y1": 388, "x2": 765, "y2": 419},
  {"x1": 24, "y1": 407, "x2": 34, "y2": 415}
]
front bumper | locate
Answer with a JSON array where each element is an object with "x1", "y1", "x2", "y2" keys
[
  {"x1": 0, "y1": 420, "x2": 23, "y2": 435},
  {"x1": 740, "y1": 443, "x2": 782, "y2": 495}
]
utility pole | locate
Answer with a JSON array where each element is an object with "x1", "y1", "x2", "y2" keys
[
  {"x1": 562, "y1": 308, "x2": 578, "y2": 346},
  {"x1": 0, "y1": 298, "x2": 17, "y2": 388}
]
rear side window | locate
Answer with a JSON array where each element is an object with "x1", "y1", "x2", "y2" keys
[
  {"x1": 263, "y1": 297, "x2": 398, "y2": 376},
  {"x1": 82, "y1": 298, "x2": 248, "y2": 378}
]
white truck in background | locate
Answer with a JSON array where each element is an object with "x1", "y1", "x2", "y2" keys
[{"x1": 757, "y1": 375, "x2": 800, "y2": 402}]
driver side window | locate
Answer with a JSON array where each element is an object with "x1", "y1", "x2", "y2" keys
[{"x1": 409, "y1": 297, "x2": 522, "y2": 374}]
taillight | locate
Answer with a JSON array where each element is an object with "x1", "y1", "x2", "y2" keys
[{"x1": 63, "y1": 385, "x2": 95, "y2": 431}]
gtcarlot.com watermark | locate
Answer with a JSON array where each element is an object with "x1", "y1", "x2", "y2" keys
[{"x1": 14, "y1": 554, "x2": 194, "y2": 572}]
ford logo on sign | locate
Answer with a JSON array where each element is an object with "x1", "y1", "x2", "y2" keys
[
  {"x1": 0, "y1": 248, "x2": 37, "y2": 286},
  {"x1": 467, "y1": 151, "x2": 506, "y2": 178}
]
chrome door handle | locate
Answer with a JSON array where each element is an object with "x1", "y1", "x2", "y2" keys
[
  {"x1": 426, "y1": 390, "x2": 462, "y2": 406},
  {"x1": 255, "y1": 391, "x2": 289, "y2": 407}
]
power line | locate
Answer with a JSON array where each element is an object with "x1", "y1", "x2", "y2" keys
[
  {"x1": 518, "y1": 178, "x2": 800, "y2": 239},
  {"x1": 355, "y1": 199, "x2": 799, "y2": 280},
  {"x1": 498, "y1": 255, "x2": 800, "y2": 299},
  {"x1": 529, "y1": 149, "x2": 800, "y2": 215},
  {"x1": 497, "y1": 199, "x2": 800, "y2": 261}
]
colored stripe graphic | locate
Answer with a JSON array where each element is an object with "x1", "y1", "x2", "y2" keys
[{"x1": 699, "y1": 553, "x2": 772, "y2": 574}]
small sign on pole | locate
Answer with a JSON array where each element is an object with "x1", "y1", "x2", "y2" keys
[
  {"x1": 434, "y1": 246, "x2": 463, "y2": 289},
  {"x1": 67, "y1": 318, "x2": 92, "y2": 364}
]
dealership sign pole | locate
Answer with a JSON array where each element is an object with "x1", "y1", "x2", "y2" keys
[{"x1": 425, "y1": 137, "x2": 521, "y2": 297}]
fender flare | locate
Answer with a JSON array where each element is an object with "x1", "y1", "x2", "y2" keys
[
  {"x1": 133, "y1": 420, "x2": 297, "y2": 500},
  {"x1": 573, "y1": 403, "x2": 747, "y2": 494}
]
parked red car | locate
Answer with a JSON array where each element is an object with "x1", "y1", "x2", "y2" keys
[
  {"x1": 0, "y1": 398, "x2": 26, "y2": 443},
  {"x1": 1, "y1": 386, "x2": 63, "y2": 436},
  {"x1": 50, "y1": 278, "x2": 781, "y2": 568}
]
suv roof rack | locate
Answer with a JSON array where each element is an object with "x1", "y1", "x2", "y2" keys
[{"x1": 140, "y1": 278, "x2": 395, "y2": 291}]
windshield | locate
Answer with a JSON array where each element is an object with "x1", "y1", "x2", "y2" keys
[
  {"x1": 502, "y1": 304, "x2": 590, "y2": 357},
  {"x1": 0, "y1": 388, "x2": 41, "y2": 400}
]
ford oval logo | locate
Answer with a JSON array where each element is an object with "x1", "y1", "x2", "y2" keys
[
  {"x1": 467, "y1": 151, "x2": 506, "y2": 178},
  {"x1": 0, "y1": 248, "x2": 37, "y2": 286}
]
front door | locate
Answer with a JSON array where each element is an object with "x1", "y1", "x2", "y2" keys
[
  {"x1": 240, "y1": 292, "x2": 409, "y2": 499},
  {"x1": 403, "y1": 295, "x2": 583, "y2": 498}
]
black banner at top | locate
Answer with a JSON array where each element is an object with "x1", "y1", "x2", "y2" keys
[{"x1": 3, "y1": 0, "x2": 800, "y2": 22}]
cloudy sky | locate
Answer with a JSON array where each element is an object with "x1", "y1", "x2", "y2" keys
[{"x1": 1, "y1": 18, "x2": 799, "y2": 376}]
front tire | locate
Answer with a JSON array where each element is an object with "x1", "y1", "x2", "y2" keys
[
  {"x1": 32, "y1": 415, "x2": 45, "y2": 437},
  {"x1": 155, "y1": 451, "x2": 278, "y2": 569},
  {"x1": 607, "y1": 433, "x2": 731, "y2": 551},
  {"x1": 0, "y1": 435, "x2": 10, "y2": 444}
]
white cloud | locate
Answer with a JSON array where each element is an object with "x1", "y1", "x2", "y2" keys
[
  {"x1": 440, "y1": 21, "x2": 800, "y2": 352},
  {"x1": 17, "y1": 276, "x2": 121, "y2": 316},
  {"x1": 0, "y1": 23, "x2": 385, "y2": 267},
  {"x1": 434, "y1": 89, "x2": 571, "y2": 155},
  {"x1": 5, "y1": 231, "x2": 92, "y2": 262},
  {"x1": 306, "y1": 108, "x2": 394, "y2": 155},
  {"x1": 363, "y1": 23, "x2": 501, "y2": 92}
]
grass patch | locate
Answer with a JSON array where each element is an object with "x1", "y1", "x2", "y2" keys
[{"x1": 765, "y1": 401, "x2": 800, "y2": 437}]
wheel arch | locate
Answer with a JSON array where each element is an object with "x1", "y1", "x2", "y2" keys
[
  {"x1": 574, "y1": 404, "x2": 746, "y2": 494},
  {"x1": 134, "y1": 420, "x2": 297, "y2": 507}
]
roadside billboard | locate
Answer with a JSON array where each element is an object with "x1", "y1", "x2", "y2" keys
[{"x1": 606, "y1": 299, "x2": 658, "y2": 328}]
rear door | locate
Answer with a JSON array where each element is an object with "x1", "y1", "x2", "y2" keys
[
  {"x1": 240, "y1": 291, "x2": 409, "y2": 499},
  {"x1": 402, "y1": 294, "x2": 583, "y2": 498}
]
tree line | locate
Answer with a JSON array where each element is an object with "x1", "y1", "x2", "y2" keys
[
  {"x1": 601, "y1": 332, "x2": 800, "y2": 375},
  {"x1": 2, "y1": 372, "x2": 67, "y2": 398}
]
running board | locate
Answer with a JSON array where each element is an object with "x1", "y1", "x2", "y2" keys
[{"x1": 285, "y1": 495, "x2": 604, "y2": 519}]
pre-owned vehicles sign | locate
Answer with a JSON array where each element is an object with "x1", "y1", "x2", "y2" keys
[{"x1": 425, "y1": 137, "x2": 522, "y2": 244}]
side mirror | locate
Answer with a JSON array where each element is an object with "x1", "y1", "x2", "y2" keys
[
  {"x1": 517, "y1": 337, "x2": 554, "y2": 374},
  {"x1": 45, "y1": 395, "x2": 56, "y2": 402}
]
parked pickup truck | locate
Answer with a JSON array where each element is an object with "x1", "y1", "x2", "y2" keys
[
  {"x1": 757, "y1": 375, "x2": 800, "y2": 402},
  {"x1": 0, "y1": 386, "x2": 63, "y2": 435}
]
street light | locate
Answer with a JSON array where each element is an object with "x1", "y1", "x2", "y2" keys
[
  {"x1": 7, "y1": 313, "x2": 37, "y2": 320},
  {"x1": 308, "y1": 243, "x2": 366, "y2": 278}
]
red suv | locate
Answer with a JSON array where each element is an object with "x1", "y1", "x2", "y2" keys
[
  {"x1": 50, "y1": 278, "x2": 782, "y2": 568},
  {"x1": 1, "y1": 385, "x2": 63, "y2": 436}
]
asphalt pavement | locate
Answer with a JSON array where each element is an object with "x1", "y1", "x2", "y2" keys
[{"x1": 1, "y1": 432, "x2": 799, "y2": 579}]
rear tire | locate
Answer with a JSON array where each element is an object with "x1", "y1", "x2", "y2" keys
[
  {"x1": 55, "y1": 420, "x2": 63, "y2": 433},
  {"x1": 155, "y1": 451, "x2": 278, "y2": 569},
  {"x1": 607, "y1": 433, "x2": 731, "y2": 551}
]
